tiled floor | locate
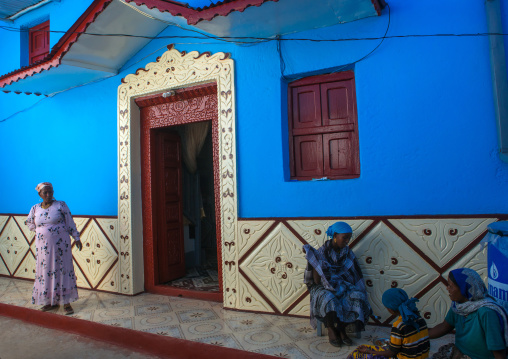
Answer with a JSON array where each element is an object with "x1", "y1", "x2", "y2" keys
[
  {"x1": 164, "y1": 266, "x2": 220, "y2": 292},
  {"x1": 0, "y1": 277, "x2": 454, "y2": 358}
]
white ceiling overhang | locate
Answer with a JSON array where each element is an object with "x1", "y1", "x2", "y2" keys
[{"x1": 0, "y1": 0, "x2": 167, "y2": 96}]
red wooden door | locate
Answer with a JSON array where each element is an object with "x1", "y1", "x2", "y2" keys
[
  {"x1": 29, "y1": 21, "x2": 49, "y2": 64},
  {"x1": 153, "y1": 130, "x2": 185, "y2": 283}
]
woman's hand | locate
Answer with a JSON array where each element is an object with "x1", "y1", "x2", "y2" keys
[
  {"x1": 75, "y1": 241, "x2": 83, "y2": 251},
  {"x1": 358, "y1": 345, "x2": 374, "y2": 354},
  {"x1": 428, "y1": 320, "x2": 453, "y2": 339}
]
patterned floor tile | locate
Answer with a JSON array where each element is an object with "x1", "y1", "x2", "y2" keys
[
  {"x1": 93, "y1": 306, "x2": 135, "y2": 321},
  {"x1": 193, "y1": 333, "x2": 244, "y2": 350},
  {"x1": 96, "y1": 297, "x2": 133, "y2": 309},
  {"x1": 279, "y1": 321, "x2": 316, "y2": 341},
  {"x1": 135, "y1": 303, "x2": 172, "y2": 316},
  {"x1": 233, "y1": 327, "x2": 293, "y2": 351},
  {"x1": 97, "y1": 317, "x2": 134, "y2": 329},
  {"x1": 171, "y1": 298, "x2": 212, "y2": 310},
  {"x1": 0, "y1": 298, "x2": 29, "y2": 306},
  {"x1": 254, "y1": 343, "x2": 311, "y2": 359},
  {"x1": 224, "y1": 314, "x2": 273, "y2": 331},
  {"x1": 295, "y1": 337, "x2": 351, "y2": 358},
  {"x1": 140, "y1": 325, "x2": 184, "y2": 339},
  {"x1": 0, "y1": 277, "x2": 458, "y2": 359},
  {"x1": 134, "y1": 313, "x2": 178, "y2": 330},
  {"x1": 180, "y1": 319, "x2": 232, "y2": 340},
  {"x1": 133, "y1": 294, "x2": 170, "y2": 305},
  {"x1": 70, "y1": 310, "x2": 94, "y2": 321},
  {"x1": 176, "y1": 308, "x2": 218, "y2": 323}
]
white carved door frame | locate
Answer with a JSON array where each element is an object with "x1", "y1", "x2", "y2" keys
[{"x1": 117, "y1": 45, "x2": 238, "y2": 308}]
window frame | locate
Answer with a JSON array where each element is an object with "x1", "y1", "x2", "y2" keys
[
  {"x1": 287, "y1": 71, "x2": 360, "y2": 181},
  {"x1": 28, "y1": 20, "x2": 50, "y2": 65}
]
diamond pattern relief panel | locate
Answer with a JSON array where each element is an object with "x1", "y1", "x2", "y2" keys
[
  {"x1": 13, "y1": 252, "x2": 36, "y2": 280},
  {"x1": 443, "y1": 244, "x2": 489, "y2": 284},
  {"x1": 417, "y1": 283, "x2": 451, "y2": 328},
  {"x1": 335, "y1": 221, "x2": 439, "y2": 322},
  {"x1": 0, "y1": 218, "x2": 29, "y2": 275},
  {"x1": 96, "y1": 260, "x2": 120, "y2": 293},
  {"x1": 73, "y1": 219, "x2": 119, "y2": 289},
  {"x1": 236, "y1": 276, "x2": 277, "y2": 313},
  {"x1": 13, "y1": 216, "x2": 35, "y2": 244},
  {"x1": 238, "y1": 221, "x2": 275, "y2": 257},
  {"x1": 96, "y1": 218, "x2": 119, "y2": 249},
  {"x1": 389, "y1": 218, "x2": 495, "y2": 267},
  {"x1": 288, "y1": 293, "x2": 310, "y2": 317},
  {"x1": 0, "y1": 214, "x2": 120, "y2": 294},
  {"x1": 286, "y1": 219, "x2": 373, "y2": 249},
  {"x1": 239, "y1": 222, "x2": 307, "y2": 314}
]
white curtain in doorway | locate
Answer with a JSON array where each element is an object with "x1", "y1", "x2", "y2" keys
[{"x1": 183, "y1": 121, "x2": 209, "y2": 174}]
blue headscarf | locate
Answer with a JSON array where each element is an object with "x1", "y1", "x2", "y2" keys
[
  {"x1": 326, "y1": 222, "x2": 352, "y2": 238},
  {"x1": 382, "y1": 288, "x2": 421, "y2": 332},
  {"x1": 450, "y1": 268, "x2": 487, "y2": 301}
]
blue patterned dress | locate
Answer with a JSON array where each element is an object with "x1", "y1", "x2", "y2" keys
[
  {"x1": 26, "y1": 201, "x2": 80, "y2": 305},
  {"x1": 304, "y1": 240, "x2": 372, "y2": 329}
]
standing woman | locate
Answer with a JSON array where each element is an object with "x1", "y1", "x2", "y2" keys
[
  {"x1": 303, "y1": 221, "x2": 372, "y2": 347},
  {"x1": 25, "y1": 182, "x2": 83, "y2": 314}
]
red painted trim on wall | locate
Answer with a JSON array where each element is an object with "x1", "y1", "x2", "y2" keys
[
  {"x1": 238, "y1": 214, "x2": 508, "y2": 221},
  {"x1": 0, "y1": 304, "x2": 274, "y2": 359}
]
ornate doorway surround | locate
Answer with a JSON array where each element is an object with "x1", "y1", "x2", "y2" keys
[{"x1": 117, "y1": 45, "x2": 237, "y2": 301}]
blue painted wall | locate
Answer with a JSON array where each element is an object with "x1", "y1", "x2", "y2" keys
[{"x1": 0, "y1": 0, "x2": 507, "y2": 217}]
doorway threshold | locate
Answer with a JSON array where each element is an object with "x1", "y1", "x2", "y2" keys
[{"x1": 148, "y1": 285, "x2": 222, "y2": 302}]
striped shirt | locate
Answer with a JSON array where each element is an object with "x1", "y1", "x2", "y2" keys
[{"x1": 389, "y1": 316, "x2": 430, "y2": 359}]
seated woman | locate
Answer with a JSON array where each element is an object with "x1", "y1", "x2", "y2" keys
[
  {"x1": 429, "y1": 268, "x2": 508, "y2": 359},
  {"x1": 303, "y1": 221, "x2": 372, "y2": 347},
  {"x1": 349, "y1": 288, "x2": 430, "y2": 359}
]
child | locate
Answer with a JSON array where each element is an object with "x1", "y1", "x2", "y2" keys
[{"x1": 347, "y1": 288, "x2": 430, "y2": 359}]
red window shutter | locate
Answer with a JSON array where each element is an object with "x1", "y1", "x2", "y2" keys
[
  {"x1": 321, "y1": 79, "x2": 355, "y2": 127},
  {"x1": 323, "y1": 132, "x2": 359, "y2": 177},
  {"x1": 292, "y1": 84, "x2": 322, "y2": 130},
  {"x1": 293, "y1": 134, "x2": 323, "y2": 178},
  {"x1": 29, "y1": 21, "x2": 50, "y2": 64},
  {"x1": 288, "y1": 71, "x2": 359, "y2": 180}
]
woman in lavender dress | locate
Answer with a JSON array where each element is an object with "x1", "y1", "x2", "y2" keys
[{"x1": 26, "y1": 182, "x2": 83, "y2": 314}]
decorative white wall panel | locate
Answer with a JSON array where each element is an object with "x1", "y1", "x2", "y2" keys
[
  {"x1": 354, "y1": 222, "x2": 439, "y2": 322},
  {"x1": 0, "y1": 214, "x2": 120, "y2": 294},
  {"x1": 234, "y1": 217, "x2": 502, "y2": 325}
]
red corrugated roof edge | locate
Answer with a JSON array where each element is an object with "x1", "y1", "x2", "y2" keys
[
  {"x1": 124, "y1": 0, "x2": 278, "y2": 25},
  {"x1": 0, "y1": 0, "x2": 385, "y2": 93},
  {"x1": 0, "y1": 0, "x2": 114, "y2": 90}
]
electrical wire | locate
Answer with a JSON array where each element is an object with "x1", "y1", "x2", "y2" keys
[
  {"x1": 2, "y1": 23, "x2": 508, "y2": 43},
  {"x1": 0, "y1": 95, "x2": 47, "y2": 123},
  {"x1": 277, "y1": 3, "x2": 391, "y2": 81}
]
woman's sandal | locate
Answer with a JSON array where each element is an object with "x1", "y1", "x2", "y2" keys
[
  {"x1": 63, "y1": 304, "x2": 74, "y2": 315},
  {"x1": 328, "y1": 338, "x2": 342, "y2": 347},
  {"x1": 40, "y1": 304, "x2": 58, "y2": 312},
  {"x1": 340, "y1": 332, "x2": 353, "y2": 346}
]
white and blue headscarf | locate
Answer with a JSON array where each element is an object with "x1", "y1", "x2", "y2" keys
[{"x1": 450, "y1": 268, "x2": 508, "y2": 347}]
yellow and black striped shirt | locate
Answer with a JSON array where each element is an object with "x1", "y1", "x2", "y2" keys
[{"x1": 389, "y1": 316, "x2": 430, "y2": 359}]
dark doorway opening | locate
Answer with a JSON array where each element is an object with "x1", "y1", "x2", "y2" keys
[
  {"x1": 137, "y1": 83, "x2": 222, "y2": 302},
  {"x1": 161, "y1": 123, "x2": 218, "y2": 293}
]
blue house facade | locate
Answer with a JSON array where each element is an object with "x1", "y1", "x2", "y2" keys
[{"x1": 0, "y1": 0, "x2": 507, "y2": 326}]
